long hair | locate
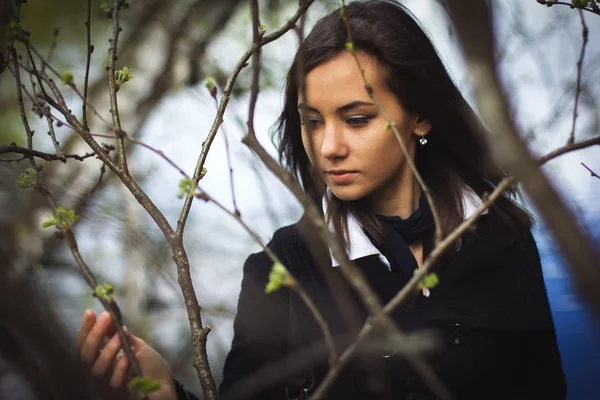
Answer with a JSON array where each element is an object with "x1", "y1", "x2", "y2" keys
[{"x1": 274, "y1": 0, "x2": 531, "y2": 248}]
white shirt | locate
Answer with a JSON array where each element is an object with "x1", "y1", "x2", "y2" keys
[{"x1": 323, "y1": 189, "x2": 487, "y2": 268}]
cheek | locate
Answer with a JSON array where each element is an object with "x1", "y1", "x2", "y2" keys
[{"x1": 301, "y1": 133, "x2": 317, "y2": 165}]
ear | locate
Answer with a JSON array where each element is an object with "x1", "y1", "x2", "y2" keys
[{"x1": 410, "y1": 115, "x2": 432, "y2": 138}]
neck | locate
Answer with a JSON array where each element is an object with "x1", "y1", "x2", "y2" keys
[{"x1": 371, "y1": 173, "x2": 421, "y2": 219}]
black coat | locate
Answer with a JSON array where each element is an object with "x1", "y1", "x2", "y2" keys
[{"x1": 218, "y1": 215, "x2": 566, "y2": 400}]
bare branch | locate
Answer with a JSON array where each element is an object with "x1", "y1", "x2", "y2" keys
[
  {"x1": 447, "y1": 0, "x2": 600, "y2": 323},
  {"x1": 581, "y1": 162, "x2": 600, "y2": 179},
  {"x1": 107, "y1": 0, "x2": 128, "y2": 172},
  {"x1": 339, "y1": 3, "x2": 443, "y2": 246},
  {"x1": 536, "y1": 1, "x2": 600, "y2": 16},
  {"x1": 536, "y1": 135, "x2": 600, "y2": 164},
  {"x1": 83, "y1": 0, "x2": 93, "y2": 130},
  {"x1": 9, "y1": 45, "x2": 145, "y2": 384},
  {"x1": 176, "y1": 0, "x2": 317, "y2": 238},
  {"x1": 0, "y1": 144, "x2": 95, "y2": 163},
  {"x1": 568, "y1": 9, "x2": 588, "y2": 145},
  {"x1": 11, "y1": 48, "x2": 36, "y2": 169}
]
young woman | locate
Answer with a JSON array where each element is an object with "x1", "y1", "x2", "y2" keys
[{"x1": 77, "y1": 1, "x2": 566, "y2": 399}]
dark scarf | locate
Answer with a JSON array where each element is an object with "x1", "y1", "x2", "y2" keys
[{"x1": 368, "y1": 194, "x2": 435, "y2": 284}]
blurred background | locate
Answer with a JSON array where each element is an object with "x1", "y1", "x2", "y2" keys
[{"x1": 0, "y1": 0, "x2": 599, "y2": 398}]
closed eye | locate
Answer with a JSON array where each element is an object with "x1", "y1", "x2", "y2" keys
[
  {"x1": 346, "y1": 115, "x2": 373, "y2": 128},
  {"x1": 302, "y1": 118, "x2": 323, "y2": 130}
]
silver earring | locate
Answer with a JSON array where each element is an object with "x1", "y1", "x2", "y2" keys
[{"x1": 419, "y1": 131, "x2": 428, "y2": 146}]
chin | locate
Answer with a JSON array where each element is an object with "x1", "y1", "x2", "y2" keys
[{"x1": 328, "y1": 186, "x2": 369, "y2": 202}]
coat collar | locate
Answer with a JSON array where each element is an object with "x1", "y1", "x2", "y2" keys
[{"x1": 323, "y1": 188, "x2": 487, "y2": 268}]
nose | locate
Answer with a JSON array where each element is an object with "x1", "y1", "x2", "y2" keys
[{"x1": 320, "y1": 122, "x2": 349, "y2": 160}]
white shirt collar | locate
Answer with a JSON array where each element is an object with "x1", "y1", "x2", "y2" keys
[{"x1": 324, "y1": 188, "x2": 487, "y2": 268}]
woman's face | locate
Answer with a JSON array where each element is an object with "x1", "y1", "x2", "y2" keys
[{"x1": 299, "y1": 52, "x2": 430, "y2": 212}]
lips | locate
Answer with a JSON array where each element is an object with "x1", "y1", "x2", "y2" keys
[{"x1": 326, "y1": 170, "x2": 358, "y2": 184}]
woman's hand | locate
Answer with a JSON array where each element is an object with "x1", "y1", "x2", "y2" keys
[{"x1": 77, "y1": 310, "x2": 177, "y2": 400}]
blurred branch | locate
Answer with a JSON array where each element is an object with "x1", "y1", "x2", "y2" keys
[
  {"x1": 339, "y1": 2, "x2": 442, "y2": 246},
  {"x1": 9, "y1": 46, "x2": 145, "y2": 383},
  {"x1": 536, "y1": 0, "x2": 600, "y2": 16},
  {"x1": 176, "y1": 0, "x2": 317, "y2": 238},
  {"x1": 568, "y1": 9, "x2": 588, "y2": 145},
  {"x1": 447, "y1": 0, "x2": 600, "y2": 322},
  {"x1": 83, "y1": 0, "x2": 92, "y2": 130},
  {"x1": 0, "y1": 144, "x2": 95, "y2": 163}
]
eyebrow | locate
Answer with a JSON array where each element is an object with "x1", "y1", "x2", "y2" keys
[{"x1": 297, "y1": 100, "x2": 375, "y2": 114}]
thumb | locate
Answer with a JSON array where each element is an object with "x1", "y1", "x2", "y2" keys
[{"x1": 124, "y1": 330, "x2": 147, "y2": 350}]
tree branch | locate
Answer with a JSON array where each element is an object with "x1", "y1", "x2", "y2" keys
[
  {"x1": 83, "y1": 0, "x2": 92, "y2": 130},
  {"x1": 581, "y1": 162, "x2": 600, "y2": 179},
  {"x1": 0, "y1": 144, "x2": 95, "y2": 163},
  {"x1": 568, "y1": 9, "x2": 588, "y2": 145},
  {"x1": 107, "y1": 0, "x2": 128, "y2": 172},
  {"x1": 175, "y1": 0, "x2": 316, "y2": 238},
  {"x1": 448, "y1": 0, "x2": 600, "y2": 324},
  {"x1": 339, "y1": 2, "x2": 443, "y2": 246}
]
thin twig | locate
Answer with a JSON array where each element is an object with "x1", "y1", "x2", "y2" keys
[
  {"x1": 339, "y1": 2, "x2": 443, "y2": 246},
  {"x1": 581, "y1": 162, "x2": 600, "y2": 179},
  {"x1": 448, "y1": 0, "x2": 600, "y2": 326},
  {"x1": 209, "y1": 90, "x2": 240, "y2": 216},
  {"x1": 43, "y1": 28, "x2": 60, "y2": 72},
  {"x1": 568, "y1": 9, "x2": 588, "y2": 145},
  {"x1": 83, "y1": 0, "x2": 93, "y2": 130},
  {"x1": 537, "y1": 1, "x2": 600, "y2": 16},
  {"x1": 11, "y1": 49, "x2": 36, "y2": 169},
  {"x1": 91, "y1": 145, "x2": 115, "y2": 195},
  {"x1": 176, "y1": 0, "x2": 316, "y2": 238},
  {"x1": 21, "y1": 46, "x2": 218, "y2": 397},
  {"x1": 27, "y1": 46, "x2": 112, "y2": 130},
  {"x1": 536, "y1": 135, "x2": 600, "y2": 164},
  {"x1": 45, "y1": 116, "x2": 66, "y2": 161},
  {"x1": 107, "y1": 0, "x2": 128, "y2": 171},
  {"x1": 0, "y1": 145, "x2": 95, "y2": 163},
  {"x1": 10, "y1": 45, "x2": 144, "y2": 383}
]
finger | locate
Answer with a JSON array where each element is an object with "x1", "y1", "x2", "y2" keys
[
  {"x1": 76, "y1": 309, "x2": 96, "y2": 351},
  {"x1": 110, "y1": 353, "x2": 130, "y2": 389},
  {"x1": 80, "y1": 311, "x2": 112, "y2": 364},
  {"x1": 124, "y1": 330, "x2": 145, "y2": 351},
  {"x1": 90, "y1": 333, "x2": 121, "y2": 377},
  {"x1": 104, "y1": 315, "x2": 119, "y2": 339}
]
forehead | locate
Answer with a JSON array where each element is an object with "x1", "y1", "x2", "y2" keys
[{"x1": 299, "y1": 52, "x2": 387, "y2": 108}]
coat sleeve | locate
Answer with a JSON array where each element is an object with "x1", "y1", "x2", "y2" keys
[{"x1": 219, "y1": 252, "x2": 291, "y2": 400}]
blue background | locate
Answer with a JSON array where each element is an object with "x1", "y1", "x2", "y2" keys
[{"x1": 536, "y1": 222, "x2": 600, "y2": 400}]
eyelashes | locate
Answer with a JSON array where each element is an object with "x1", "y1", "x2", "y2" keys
[
  {"x1": 346, "y1": 116, "x2": 373, "y2": 128},
  {"x1": 302, "y1": 115, "x2": 374, "y2": 130}
]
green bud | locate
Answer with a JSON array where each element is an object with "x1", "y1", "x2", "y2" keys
[
  {"x1": 95, "y1": 285, "x2": 106, "y2": 298},
  {"x1": 103, "y1": 283, "x2": 114, "y2": 296},
  {"x1": 177, "y1": 178, "x2": 195, "y2": 199},
  {"x1": 61, "y1": 72, "x2": 74, "y2": 85},
  {"x1": 571, "y1": 0, "x2": 588, "y2": 7},
  {"x1": 205, "y1": 77, "x2": 217, "y2": 98},
  {"x1": 259, "y1": 24, "x2": 267, "y2": 36},
  {"x1": 384, "y1": 122, "x2": 393, "y2": 130},
  {"x1": 42, "y1": 206, "x2": 80, "y2": 229},
  {"x1": 345, "y1": 42, "x2": 354, "y2": 52},
  {"x1": 415, "y1": 271, "x2": 439, "y2": 289},
  {"x1": 265, "y1": 263, "x2": 291, "y2": 294},
  {"x1": 114, "y1": 66, "x2": 133, "y2": 87},
  {"x1": 100, "y1": 0, "x2": 114, "y2": 13},
  {"x1": 16, "y1": 168, "x2": 37, "y2": 188},
  {"x1": 128, "y1": 377, "x2": 161, "y2": 398}
]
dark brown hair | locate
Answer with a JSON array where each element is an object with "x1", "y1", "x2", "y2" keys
[{"x1": 274, "y1": 0, "x2": 532, "y2": 248}]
